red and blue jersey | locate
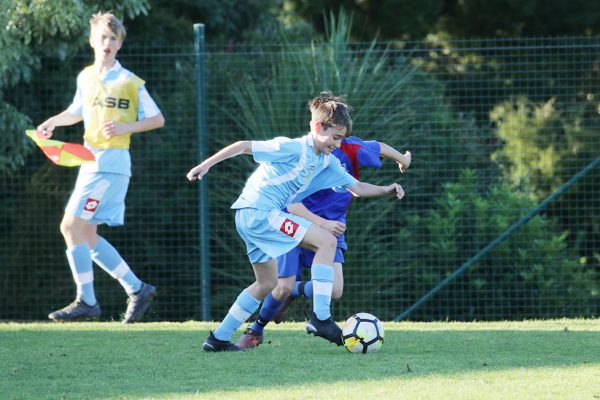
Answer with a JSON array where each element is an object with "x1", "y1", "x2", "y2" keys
[{"x1": 299, "y1": 136, "x2": 382, "y2": 250}]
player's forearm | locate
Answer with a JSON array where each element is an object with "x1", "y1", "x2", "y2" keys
[
  {"x1": 39, "y1": 111, "x2": 82, "y2": 131},
  {"x1": 379, "y1": 142, "x2": 411, "y2": 169},
  {"x1": 348, "y1": 182, "x2": 395, "y2": 197},
  {"x1": 288, "y1": 203, "x2": 327, "y2": 226},
  {"x1": 125, "y1": 113, "x2": 165, "y2": 134},
  {"x1": 206, "y1": 141, "x2": 252, "y2": 168},
  {"x1": 187, "y1": 141, "x2": 251, "y2": 181}
]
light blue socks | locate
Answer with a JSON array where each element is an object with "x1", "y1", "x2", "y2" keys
[
  {"x1": 91, "y1": 237, "x2": 142, "y2": 294},
  {"x1": 66, "y1": 243, "x2": 96, "y2": 306},
  {"x1": 214, "y1": 289, "x2": 261, "y2": 341},
  {"x1": 311, "y1": 264, "x2": 334, "y2": 320}
]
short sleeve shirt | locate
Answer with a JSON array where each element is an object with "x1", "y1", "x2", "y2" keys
[
  {"x1": 67, "y1": 61, "x2": 161, "y2": 176},
  {"x1": 231, "y1": 134, "x2": 358, "y2": 211}
]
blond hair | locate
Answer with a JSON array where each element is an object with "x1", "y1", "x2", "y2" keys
[
  {"x1": 89, "y1": 12, "x2": 126, "y2": 41},
  {"x1": 308, "y1": 91, "x2": 353, "y2": 136}
]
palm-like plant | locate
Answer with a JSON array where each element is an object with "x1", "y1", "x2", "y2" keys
[{"x1": 210, "y1": 10, "x2": 477, "y2": 319}]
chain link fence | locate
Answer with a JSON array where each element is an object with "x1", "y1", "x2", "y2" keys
[{"x1": 1, "y1": 34, "x2": 598, "y2": 321}]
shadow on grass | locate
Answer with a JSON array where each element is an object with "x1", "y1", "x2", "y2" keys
[{"x1": 1, "y1": 323, "x2": 599, "y2": 399}]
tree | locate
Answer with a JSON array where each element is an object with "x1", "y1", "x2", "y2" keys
[
  {"x1": 283, "y1": 0, "x2": 600, "y2": 40},
  {"x1": 125, "y1": 0, "x2": 311, "y2": 45},
  {"x1": 283, "y1": 0, "x2": 443, "y2": 40}
]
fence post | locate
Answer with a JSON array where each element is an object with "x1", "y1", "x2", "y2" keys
[{"x1": 194, "y1": 23, "x2": 210, "y2": 321}]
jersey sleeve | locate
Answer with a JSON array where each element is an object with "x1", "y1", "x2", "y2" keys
[
  {"x1": 291, "y1": 156, "x2": 358, "y2": 203},
  {"x1": 66, "y1": 71, "x2": 85, "y2": 116},
  {"x1": 349, "y1": 137, "x2": 383, "y2": 168},
  {"x1": 251, "y1": 137, "x2": 298, "y2": 163},
  {"x1": 137, "y1": 85, "x2": 161, "y2": 120}
]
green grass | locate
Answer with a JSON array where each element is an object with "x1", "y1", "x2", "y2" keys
[{"x1": 1, "y1": 319, "x2": 599, "y2": 400}]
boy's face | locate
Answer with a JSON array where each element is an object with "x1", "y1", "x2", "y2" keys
[
  {"x1": 89, "y1": 24, "x2": 122, "y2": 65},
  {"x1": 312, "y1": 121, "x2": 347, "y2": 155}
]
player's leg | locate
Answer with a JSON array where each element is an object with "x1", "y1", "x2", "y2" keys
[
  {"x1": 50, "y1": 172, "x2": 112, "y2": 321},
  {"x1": 89, "y1": 231, "x2": 156, "y2": 323},
  {"x1": 206, "y1": 208, "x2": 309, "y2": 351},
  {"x1": 273, "y1": 249, "x2": 309, "y2": 323},
  {"x1": 238, "y1": 273, "x2": 296, "y2": 349},
  {"x1": 205, "y1": 259, "x2": 277, "y2": 352},
  {"x1": 331, "y1": 260, "x2": 344, "y2": 300},
  {"x1": 276, "y1": 250, "x2": 344, "y2": 323},
  {"x1": 272, "y1": 279, "x2": 301, "y2": 324},
  {"x1": 299, "y1": 225, "x2": 343, "y2": 345},
  {"x1": 299, "y1": 225, "x2": 336, "y2": 319},
  {"x1": 91, "y1": 234, "x2": 142, "y2": 295},
  {"x1": 291, "y1": 249, "x2": 344, "y2": 300},
  {"x1": 81, "y1": 172, "x2": 156, "y2": 323},
  {"x1": 250, "y1": 246, "x2": 303, "y2": 329},
  {"x1": 48, "y1": 213, "x2": 100, "y2": 321},
  {"x1": 298, "y1": 261, "x2": 344, "y2": 299}
]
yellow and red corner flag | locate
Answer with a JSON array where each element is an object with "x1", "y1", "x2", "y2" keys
[{"x1": 25, "y1": 130, "x2": 95, "y2": 167}]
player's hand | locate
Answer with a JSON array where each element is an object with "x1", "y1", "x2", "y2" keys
[
  {"x1": 398, "y1": 151, "x2": 411, "y2": 173},
  {"x1": 36, "y1": 122, "x2": 55, "y2": 139},
  {"x1": 101, "y1": 120, "x2": 129, "y2": 138},
  {"x1": 387, "y1": 183, "x2": 405, "y2": 200},
  {"x1": 321, "y1": 220, "x2": 346, "y2": 237},
  {"x1": 187, "y1": 163, "x2": 210, "y2": 181}
]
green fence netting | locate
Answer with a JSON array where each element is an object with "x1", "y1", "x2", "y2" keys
[{"x1": 1, "y1": 34, "x2": 598, "y2": 322}]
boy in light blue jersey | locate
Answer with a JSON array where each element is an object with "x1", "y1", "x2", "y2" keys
[
  {"x1": 237, "y1": 93, "x2": 412, "y2": 349},
  {"x1": 187, "y1": 92, "x2": 405, "y2": 351},
  {"x1": 37, "y1": 12, "x2": 164, "y2": 323}
]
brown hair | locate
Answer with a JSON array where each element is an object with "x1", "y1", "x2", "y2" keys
[
  {"x1": 309, "y1": 91, "x2": 353, "y2": 137},
  {"x1": 89, "y1": 12, "x2": 126, "y2": 41}
]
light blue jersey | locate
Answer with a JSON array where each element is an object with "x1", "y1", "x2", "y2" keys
[
  {"x1": 231, "y1": 134, "x2": 358, "y2": 211},
  {"x1": 231, "y1": 133, "x2": 358, "y2": 263}
]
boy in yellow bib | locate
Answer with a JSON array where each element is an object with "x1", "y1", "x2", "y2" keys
[{"x1": 37, "y1": 12, "x2": 165, "y2": 322}]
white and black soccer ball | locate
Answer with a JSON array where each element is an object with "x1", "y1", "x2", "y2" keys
[{"x1": 341, "y1": 312, "x2": 384, "y2": 353}]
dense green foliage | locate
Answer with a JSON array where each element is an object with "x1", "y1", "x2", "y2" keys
[
  {"x1": 125, "y1": 0, "x2": 312, "y2": 44},
  {"x1": 286, "y1": 0, "x2": 600, "y2": 40},
  {"x1": 390, "y1": 170, "x2": 598, "y2": 320},
  {"x1": 1, "y1": 4, "x2": 598, "y2": 321},
  {"x1": 204, "y1": 12, "x2": 598, "y2": 321}
]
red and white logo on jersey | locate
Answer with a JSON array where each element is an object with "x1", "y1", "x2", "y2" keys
[
  {"x1": 84, "y1": 198, "x2": 100, "y2": 212},
  {"x1": 280, "y1": 218, "x2": 299, "y2": 237}
]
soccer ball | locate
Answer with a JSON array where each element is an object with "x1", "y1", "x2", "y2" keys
[{"x1": 341, "y1": 312, "x2": 384, "y2": 353}]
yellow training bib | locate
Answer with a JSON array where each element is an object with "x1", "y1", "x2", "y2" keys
[{"x1": 81, "y1": 66, "x2": 144, "y2": 149}]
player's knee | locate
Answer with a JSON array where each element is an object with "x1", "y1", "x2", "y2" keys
[
  {"x1": 59, "y1": 218, "x2": 75, "y2": 238},
  {"x1": 259, "y1": 276, "x2": 278, "y2": 294},
  {"x1": 273, "y1": 284, "x2": 292, "y2": 299},
  {"x1": 317, "y1": 233, "x2": 337, "y2": 252}
]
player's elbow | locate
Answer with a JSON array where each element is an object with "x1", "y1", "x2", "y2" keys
[
  {"x1": 236, "y1": 140, "x2": 253, "y2": 154},
  {"x1": 154, "y1": 113, "x2": 165, "y2": 128}
]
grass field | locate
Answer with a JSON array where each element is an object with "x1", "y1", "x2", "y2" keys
[{"x1": 1, "y1": 319, "x2": 599, "y2": 400}]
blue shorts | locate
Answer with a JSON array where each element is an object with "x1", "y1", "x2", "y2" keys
[
  {"x1": 64, "y1": 171, "x2": 130, "y2": 226},
  {"x1": 277, "y1": 246, "x2": 345, "y2": 278},
  {"x1": 234, "y1": 208, "x2": 311, "y2": 264}
]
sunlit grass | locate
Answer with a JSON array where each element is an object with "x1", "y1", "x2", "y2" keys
[{"x1": 1, "y1": 319, "x2": 598, "y2": 399}]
